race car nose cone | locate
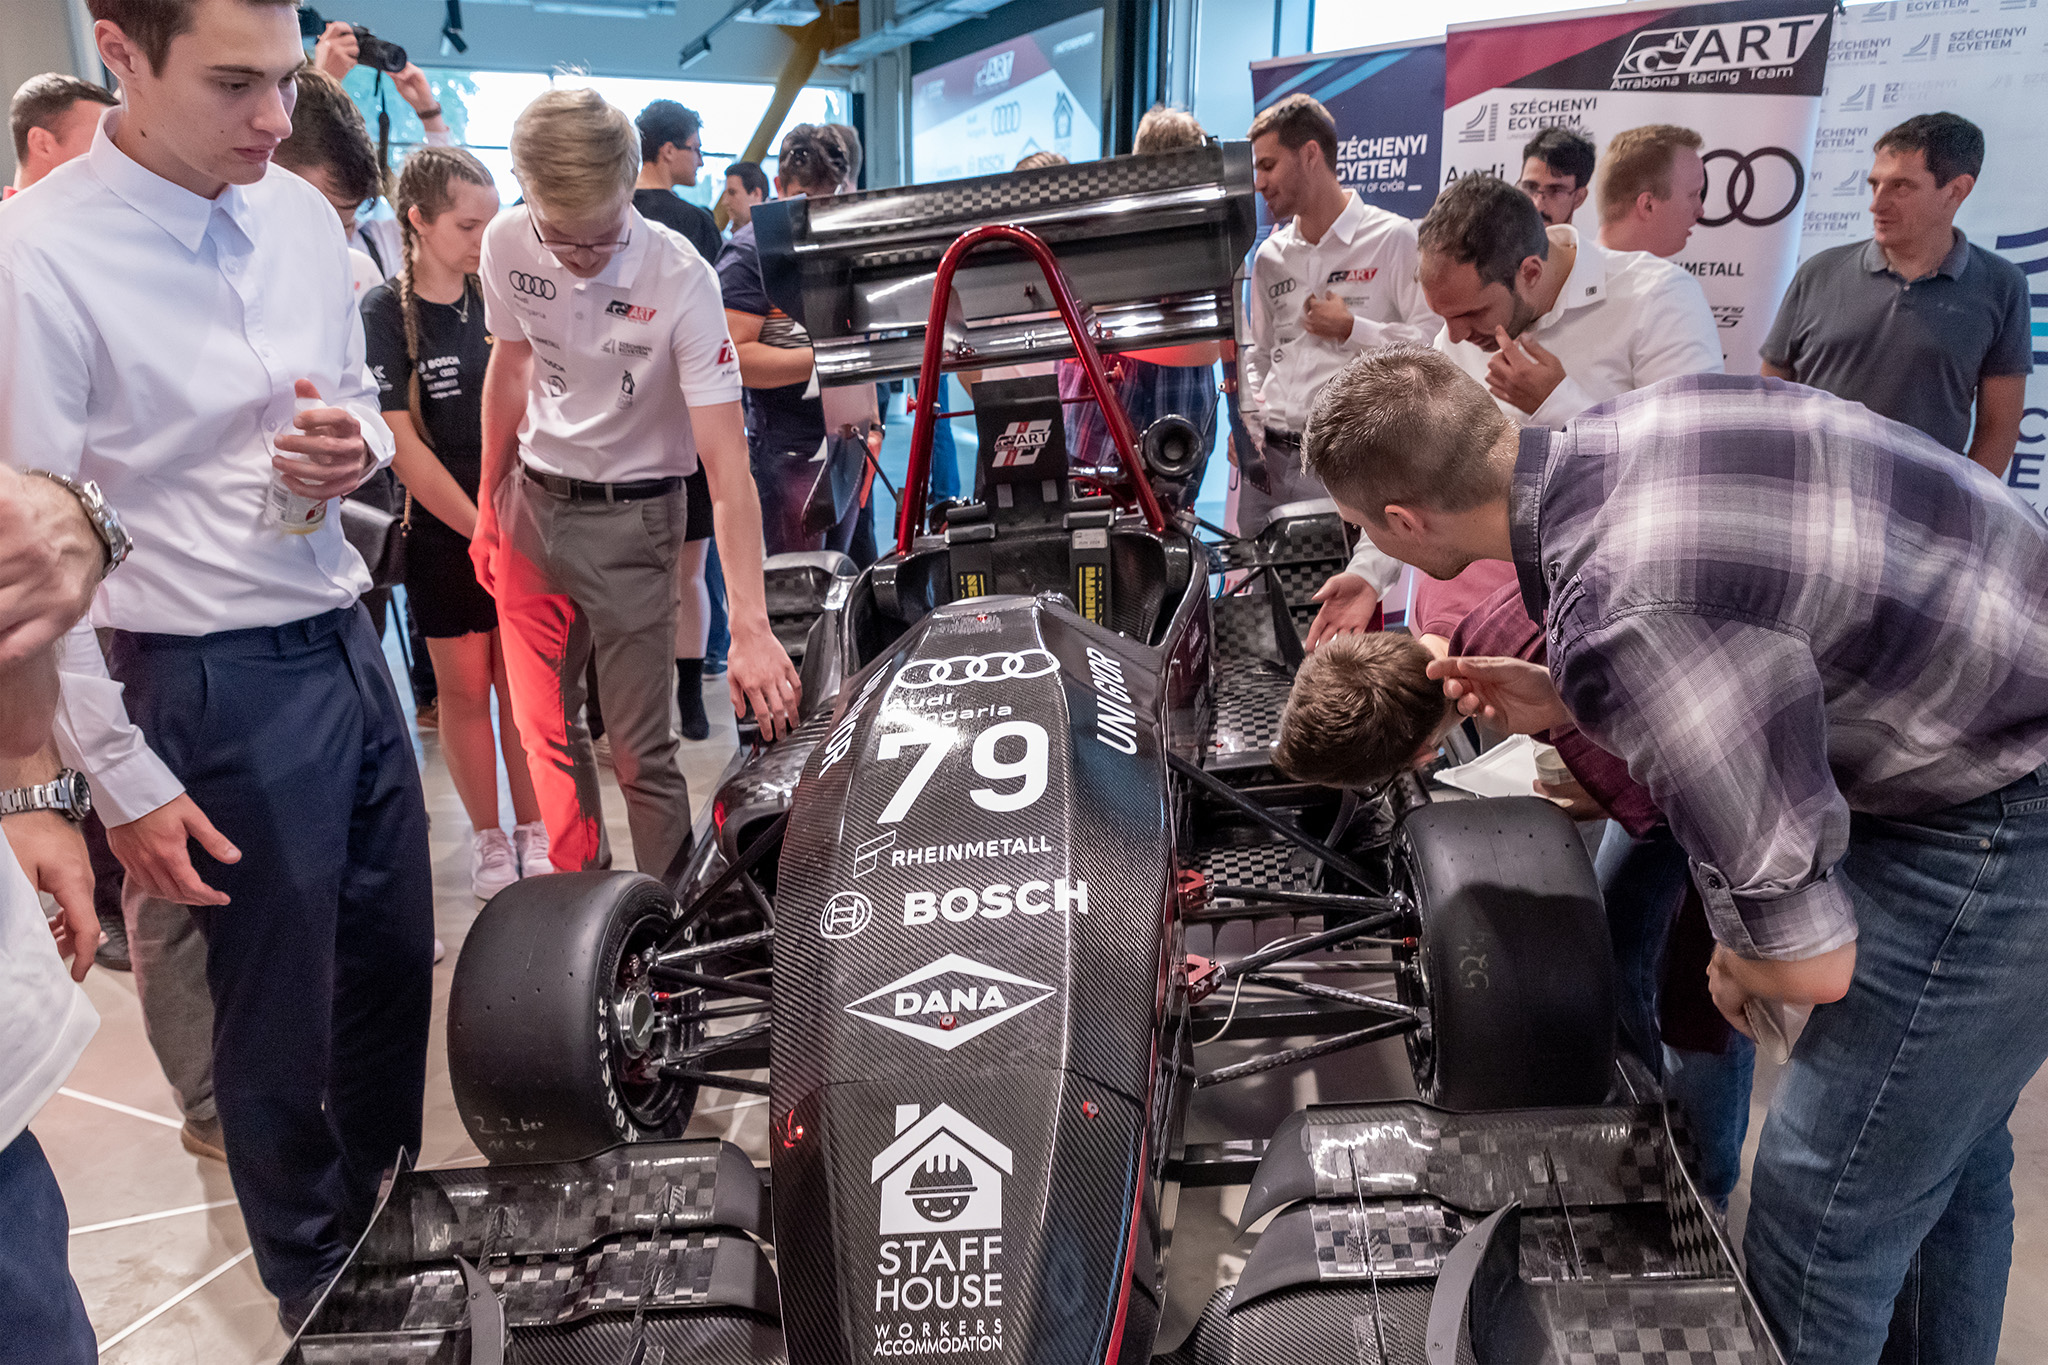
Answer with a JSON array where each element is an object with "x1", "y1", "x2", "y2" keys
[{"x1": 907, "y1": 1152, "x2": 977, "y2": 1222}]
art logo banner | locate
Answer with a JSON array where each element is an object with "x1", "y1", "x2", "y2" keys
[
  {"x1": 1442, "y1": 0, "x2": 1834, "y2": 375},
  {"x1": 1806, "y1": 0, "x2": 2048, "y2": 510},
  {"x1": 1250, "y1": 40, "x2": 1446, "y2": 224}
]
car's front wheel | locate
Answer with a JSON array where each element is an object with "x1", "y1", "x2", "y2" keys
[{"x1": 447, "y1": 871, "x2": 700, "y2": 1162}]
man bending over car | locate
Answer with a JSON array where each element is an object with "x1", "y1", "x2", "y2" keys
[{"x1": 1300, "y1": 345, "x2": 2048, "y2": 1365}]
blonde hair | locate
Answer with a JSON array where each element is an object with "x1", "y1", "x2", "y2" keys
[
  {"x1": 1597, "y1": 124, "x2": 1704, "y2": 224},
  {"x1": 1135, "y1": 106, "x2": 1205, "y2": 155},
  {"x1": 1274, "y1": 633, "x2": 1450, "y2": 789},
  {"x1": 511, "y1": 87, "x2": 638, "y2": 219}
]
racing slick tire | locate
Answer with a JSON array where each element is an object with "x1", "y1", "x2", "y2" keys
[
  {"x1": 1394, "y1": 797, "x2": 1615, "y2": 1111},
  {"x1": 448, "y1": 871, "x2": 699, "y2": 1162}
]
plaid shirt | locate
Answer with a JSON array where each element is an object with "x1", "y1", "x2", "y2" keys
[{"x1": 1514, "y1": 374, "x2": 2048, "y2": 961}]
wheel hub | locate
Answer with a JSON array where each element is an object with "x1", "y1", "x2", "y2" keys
[{"x1": 614, "y1": 985, "x2": 657, "y2": 1058}]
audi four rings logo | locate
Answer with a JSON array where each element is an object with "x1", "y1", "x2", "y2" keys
[
  {"x1": 896, "y1": 650, "x2": 1059, "y2": 690},
  {"x1": 509, "y1": 271, "x2": 556, "y2": 299},
  {"x1": 1701, "y1": 148, "x2": 1805, "y2": 228}
]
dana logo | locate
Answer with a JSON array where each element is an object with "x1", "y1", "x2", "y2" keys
[
  {"x1": 991, "y1": 419, "x2": 1052, "y2": 469},
  {"x1": 874, "y1": 1103, "x2": 1010, "y2": 1234},
  {"x1": 844, "y1": 954, "x2": 1056, "y2": 1050},
  {"x1": 1613, "y1": 18, "x2": 1824, "y2": 85},
  {"x1": 604, "y1": 299, "x2": 657, "y2": 323},
  {"x1": 902, "y1": 878, "x2": 1088, "y2": 925},
  {"x1": 821, "y1": 890, "x2": 876, "y2": 940}
]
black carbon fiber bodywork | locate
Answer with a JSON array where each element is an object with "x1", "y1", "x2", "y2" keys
[
  {"x1": 769, "y1": 585, "x2": 1209, "y2": 1365},
  {"x1": 289, "y1": 1142, "x2": 781, "y2": 1364}
]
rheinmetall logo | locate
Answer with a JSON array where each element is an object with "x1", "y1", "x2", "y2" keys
[{"x1": 845, "y1": 954, "x2": 1056, "y2": 1050}]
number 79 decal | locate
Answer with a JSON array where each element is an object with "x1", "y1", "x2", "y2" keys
[{"x1": 874, "y1": 719, "x2": 1049, "y2": 824}]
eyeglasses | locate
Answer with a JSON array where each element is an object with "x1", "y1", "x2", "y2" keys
[
  {"x1": 1518, "y1": 181, "x2": 1578, "y2": 202},
  {"x1": 527, "y1": 207, "x2": 633, "y2": 256}
]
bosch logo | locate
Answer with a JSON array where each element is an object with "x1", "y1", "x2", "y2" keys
[
  {"x1": 896, "y1": 650, "x2": 1059, "y2": 690},
  {"x1": 1700, "y1": 147, "x2": 1805, "y2": 228},
  {"x1": 820, "y1": 890, "x2": 875, "y2": 940},
  {"x1": 509, "y1": 271, "x2": 556, "y2": 299}
]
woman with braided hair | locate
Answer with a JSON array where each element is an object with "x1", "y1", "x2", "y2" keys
[{"x1": 361, "y1": 146, "x2": 546, "y2": 900}]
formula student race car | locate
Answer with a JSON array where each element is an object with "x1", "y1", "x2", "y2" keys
[{"x1": 285, "y1": 148, "x2": 1785, "y2": 1365}]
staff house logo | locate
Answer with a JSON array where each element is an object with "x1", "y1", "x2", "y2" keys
[{"x1": 874, "y1": 1103, "x2": 1012, "y2": 1235}]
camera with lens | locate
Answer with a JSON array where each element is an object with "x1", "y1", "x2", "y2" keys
[{"x1": 297, "y1": 7, "x2": 409, "y2": 73}]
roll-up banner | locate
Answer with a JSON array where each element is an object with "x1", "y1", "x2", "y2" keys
[
  {"x1": 1440, "y1": 0, "x2": 1834, "y2": 377},
  {"x1": 1250, "y1": 38, "x2": 1448, "y2": 224},
  {"x1": 1804, "y1": 0, "x2": 2048, "y2": 510}
]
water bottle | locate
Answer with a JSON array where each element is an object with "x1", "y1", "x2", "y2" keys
[{"x1": 266, "y1": 395, "x2": 328, "y2": 535}]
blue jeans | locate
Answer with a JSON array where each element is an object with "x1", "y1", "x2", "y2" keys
[
  {"x1": 928, "y1": 375, "x2": 963, "y2": 505},
  {"x1": 1743, "y1": 768, "x2": 2048, "y2": 1364},
  {"x1": 0, "y1": 1131, "x2": 96, "y2": 1362},
  {"x1": 1597, "y1": 825, "x2": 1754, "y2": 1206}
]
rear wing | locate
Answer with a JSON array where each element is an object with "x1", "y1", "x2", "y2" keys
[{"x1": 753, "y1": 141, "x2": 1257, "y2": 385}]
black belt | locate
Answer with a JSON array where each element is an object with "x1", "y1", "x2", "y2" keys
[
  {"x1": 1263, "y1": 426, "x2": 1303, "y2": 452},
  {"x1": 521, "y1": 465, "x2": 682, "y2": 503}
]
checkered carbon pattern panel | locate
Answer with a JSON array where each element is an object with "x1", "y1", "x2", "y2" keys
[
  {"x1": 1309, "y1": 1200, "x2": 1468, "y2": 1281},
  {"x1": 1297, "y1": 1105, "x2": 1671, "y2": 1212},
  {"x1": 1209, "y1": 663, "x2": 1293, "y2": 757},
  {"x1": 357, "y1": 1144, "x2": 738, "y2": 1264},
  {"x1": 1518, "y1": 1206, "x2": 1688, "y2": 1283},
  {"x1": 294, "y1": 1306, "x2": 786, "y2": 1365},
  {"x1": 1210, "y1": 593, "x2": 1287, "y2": 667},
  {"x1": 1259, "y1": 514, "x2": 1350, "y2": 569},
  {"x1": 1194, "y1": 839, "x2": 1320, "y2": 894},
  {"x1": 1269, "y1": 561, "x2": 1332, "y2": 611},
  {"x1": 323, "y1": 1232, "x2": 727, "y2": 1334},
  {"x1": 1157, "y1": 1281, "x2": 1450, "y2": 1365},
  {"x1": 805, "y1": 146, "x2": 1226, "y2": 242},
  {"x1": 1547, "y1": 1281, "x2": 1766, "y2": 1365}
]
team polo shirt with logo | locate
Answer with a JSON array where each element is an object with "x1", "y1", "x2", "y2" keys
[
  {"x1": 479, "y1": 207, "x2": 742, "y2": 484},
  {"x1": 1241, "y1": 190, "x2": 1437, "y2": 438}
]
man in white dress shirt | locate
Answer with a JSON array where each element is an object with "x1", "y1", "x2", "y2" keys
[
  {"x1": 1305, "y1": 173, "x2": 1721, "y2": 643},
  {"x1": 1237, "y1": 93, "x2": 1436, "y2": 630},
  {"x1": 0, "y1": 0, "x2": 434, "y2": 1328}
]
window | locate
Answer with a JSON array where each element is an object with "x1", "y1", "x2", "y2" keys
[
  {"x1": 340, "y1": 67, "x2": 850, "y2": 208},
  {"x1": 1313, "y1": 0, "x2": 1587, "y2": 54}
]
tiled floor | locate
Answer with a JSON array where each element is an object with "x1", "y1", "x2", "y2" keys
[{"x1": 40, "y1": 661, "x2": 2048, "y2": 1362}]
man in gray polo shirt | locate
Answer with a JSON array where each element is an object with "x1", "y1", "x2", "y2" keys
[{"x1": 1762, "y1": 113, "x2": 2030, "y2": 476}]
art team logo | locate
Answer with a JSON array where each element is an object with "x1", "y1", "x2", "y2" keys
[
  {"x1": 604, "y1": 299, "x2": 657, "y2": 323},
  {"x1": 1613, "y1": 17, "x2": 1826, "y2": 81},
  {"x1": 1326, "y1": 267, "x2": 1380, "y2": 285},
  {"x1": 990, "y1": 419, "x2": 1052, "y2": 468},
  {"x1": 844, "y1": 954, "x2": 1056, "y2": 1051},
  {"x1": 873, "y1": 1103, "x2": 1011, "y2": 1234}
]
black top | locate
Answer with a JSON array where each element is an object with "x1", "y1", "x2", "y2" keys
[
  {"x1": 715, "y1": 221, "x2": 826, "y2": 457},
  {"x1": 361, "y1": 280, "x2": 491, "y2": 505},
  {"x1": 633, "y1": 188, "x2": 722, "y2": 265},
  {"x1": 1761, "y1": 231, "x2": 2033, "y2": 454}
]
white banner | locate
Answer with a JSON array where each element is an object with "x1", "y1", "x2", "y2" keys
[
  {"x1": 1805, "y1": 0, "x2": 2048, "y2": 508},
  {"x1": 1441, "y1": 0, "x2": 1834, "y2": 377}
]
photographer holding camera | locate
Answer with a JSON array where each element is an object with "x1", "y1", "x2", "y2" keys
[{"x1": 308, "y1": 12, "x2": 457, "y2": 283}]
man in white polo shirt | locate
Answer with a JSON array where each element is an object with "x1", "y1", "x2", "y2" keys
[
  {"x1": 472, "y1": 89, "x2": 799, "y2": 878},
  {"x1": 1239, "y1": 93, "x2": 1436, "y2": 626}
]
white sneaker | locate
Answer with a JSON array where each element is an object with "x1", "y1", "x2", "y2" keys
[
  {"x1": 513, "y1": 821, "x2": 553, "y2": 878},
  {"x1": 471, "y1": 828, "x2": 518, "y2": 901}
]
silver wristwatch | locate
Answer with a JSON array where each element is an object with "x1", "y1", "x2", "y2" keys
[
  {"x1": 0, "y1": 769, "x2": 93, "y2": 823},
  {"x1": 26, "y1": 469, "x2": 131, "y2": 572}
]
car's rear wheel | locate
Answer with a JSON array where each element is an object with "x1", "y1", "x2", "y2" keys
[
  {"x1": 448, "y1": 871, "x2": 701, "y2": 1162},
  {"x1": 1394, "y1": 797, "x2": 1615, "y2": 1110}
]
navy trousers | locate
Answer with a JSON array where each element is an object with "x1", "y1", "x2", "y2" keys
[
  {"x1": 108, "y1": 605, "x2": 434, "y2": 1305},
  {"x1": 0, "y1": 1131, "x2": 96, "y2": 1362}
]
